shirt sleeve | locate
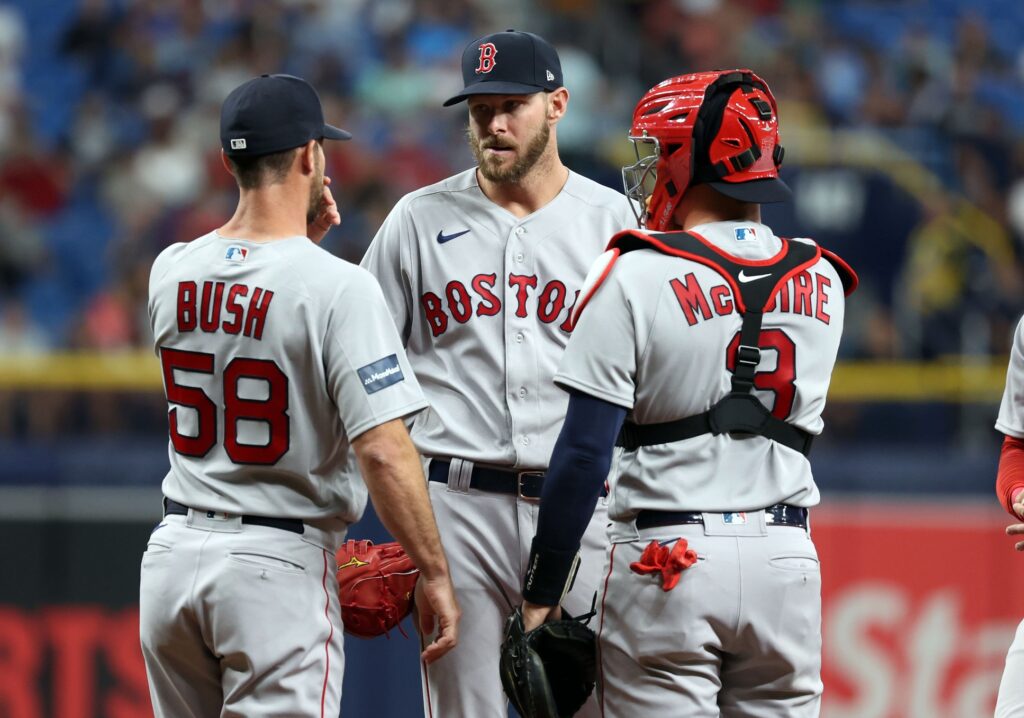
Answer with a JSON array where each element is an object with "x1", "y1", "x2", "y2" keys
[
  {"x1": 554, "y1": 269, "x2": 637, "y2": 409},
  {"x1": 997, "y1": 317, "x2": 1024, "y2": 438},
  {"x1": 996, "y1": 435, "x2": 1024, "y2": 516},
  {"x1": 360, "y1": 199, "x2": 414, "y2": 344},
  {"x1": 323, "y1": 268, "x2": 427, "y2": 440}
]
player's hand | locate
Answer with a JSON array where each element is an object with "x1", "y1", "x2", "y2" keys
[
  {"x1": 1008, "y1": 521, "x2": 1024, "y2": 551},
  {"x1": 307, "y1": 176, "x2": 341, "y2": 244},
  {"x1": 521, "y1": 600, "x2": 561, "y2": 632},
  {"x1": 1012, "y1": 489, "x2": 1024, "y2": 520},
  {"x1": 414, "y1": 574, "x2": 460, "y2": 663}
]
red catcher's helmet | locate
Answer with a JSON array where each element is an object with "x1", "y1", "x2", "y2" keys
[{"x1": 622, "y1": 69, "x2": 789, "y2": 230}]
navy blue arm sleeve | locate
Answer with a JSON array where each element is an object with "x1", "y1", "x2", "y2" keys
[{"x1": 522, "y1": 390, "x2": 627, "y2": 604}]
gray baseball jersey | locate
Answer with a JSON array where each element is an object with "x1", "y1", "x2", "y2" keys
[
  {"x1": 362, "y1": 167, "x2": 633, "y2": 718},
  {"x1": 144, "y1": 231, "x2": 427, "y2": 718},
  {"x1": 557, "y1": 221, "x2": 847, "y2": 522},
  {"x1": 558, "y1": 220, "x2": 847, "y2": 717},
  {"x1": 149, "y1": 231, "x2": 427, "y2": 527},
  {"x1": 361, "y1": 167, "x2": 635, "y2": 467},
  {"x1": 997, "y1": 316, "x2": 1024, "y2": 438}
]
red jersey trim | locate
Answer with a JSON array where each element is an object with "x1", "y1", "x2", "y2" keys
[
  {"x1": 819, "y1": 246, "x2": 858, "y2": 295},
  {"x1": 319, "y1": 549, "x2": 335, "y2": 718},
  {"x1": 570, "y1": 248, "x2": 621, "y2": 329}
]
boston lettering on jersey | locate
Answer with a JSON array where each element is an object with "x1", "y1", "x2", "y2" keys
[
  {"x1": 670, "y1": 269, "x2": 833, "y2": 327},
  {"x1": 419, "y1": 273, "x2": 579, "y2": 337},
  {"x1": 176, "y1": 280, "x2": 274, "y2": 339}
]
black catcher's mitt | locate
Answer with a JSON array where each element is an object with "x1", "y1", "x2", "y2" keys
[{"x1": 499, "y1": 606, "x2": 597, "y2": 718}]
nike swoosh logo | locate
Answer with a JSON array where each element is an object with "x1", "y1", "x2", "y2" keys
[
  {"x1": 738, "y1": 270, "x2": 772, "y2": 283},
  {"x1": 436, "y1": 229, "x2": 471, "y2": 244}
]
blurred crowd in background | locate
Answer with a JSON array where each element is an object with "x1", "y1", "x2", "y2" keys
[{"x1": 0, "y1": 0, "x2": 1023, "y2": 442}]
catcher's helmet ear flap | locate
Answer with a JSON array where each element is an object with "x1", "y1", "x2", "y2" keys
[{"x1": 622, "y1": 69, "x2": 789, "y2": 231}]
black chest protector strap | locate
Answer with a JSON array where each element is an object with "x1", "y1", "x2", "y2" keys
[{"x1": 612, "y1": 230, "x2": 820, "y2": 456}]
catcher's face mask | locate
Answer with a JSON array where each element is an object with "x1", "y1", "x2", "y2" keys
[
  {"x1": 622, "y1": 133, "x2": 660, "y2": 229},
  {"x1": 622, "y1": 69, "x2": 790, "y2": 232}
]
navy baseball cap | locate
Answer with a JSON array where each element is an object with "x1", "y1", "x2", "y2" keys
[
  {"x1": 443, "y1": 30, "x2": 563, "y2": 107},
  {"x1": 221, "y1": 74, "x2": 351, "y2": 157}
]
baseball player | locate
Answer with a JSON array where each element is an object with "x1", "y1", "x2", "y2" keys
[
  {"x1": 518, "y1": 69, "x2": 857, "y2": 717},
  {"x1": 360, "y1": 30, "x2": 634, "y2": 717},
  {"x1": 994, "y1": 316, "x2": 1024, "y2": 716},
  {"x1": 140, "y1": 74, "x2": 458, "y2": 718}
]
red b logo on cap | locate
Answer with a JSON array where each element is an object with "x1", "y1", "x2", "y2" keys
[{"x1": 475, "y1": 43, "x2": 498, "y2": 74}]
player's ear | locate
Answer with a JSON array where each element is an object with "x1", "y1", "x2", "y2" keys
[
  {"x1": 547, "y1": 87, "x2": 569, "y2": 122},
  {"x1": 299, "y1": 140, "x2": 317, "y2": 175},
  {"x1": 220, "y1": 149, "x2": 235, "y2": 178}
]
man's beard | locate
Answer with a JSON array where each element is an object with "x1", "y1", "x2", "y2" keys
[
  {"x1": 307, "y1": 162, "x2": 324, "y2": 225},
  {"x1": 469, "y1": 120, "x2": 550, "y2": 184}
]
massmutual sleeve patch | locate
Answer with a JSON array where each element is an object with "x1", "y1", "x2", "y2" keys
[{"x1": 357, "y1": 354, "x2": 405, "y2": 394}]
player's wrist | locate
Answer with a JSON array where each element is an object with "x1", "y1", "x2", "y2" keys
[
  {"x1": 412, "y1": 556, "x2": 450, "y2": 582},
  {"x1": 522, "y1": 539, "x2": 581, "y2": 606}
]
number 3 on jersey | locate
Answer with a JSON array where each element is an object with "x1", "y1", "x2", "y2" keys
[
  {"x1": 725, "y1": 329, "x2": 796, "y2": 419},
  {"x1": 160, "y1": 347, "x2": 290, "y2": 464}
]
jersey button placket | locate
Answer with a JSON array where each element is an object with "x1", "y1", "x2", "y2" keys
[{"x1": 506, "y1": 225, "x2": 533, "y2": 466}]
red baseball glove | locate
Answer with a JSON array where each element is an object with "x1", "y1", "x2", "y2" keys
[{"x1": 335, "y1": 539, "x2": 419, "y2": 638}]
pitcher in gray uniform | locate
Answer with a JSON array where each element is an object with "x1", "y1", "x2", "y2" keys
[
  {"x1": 140, "y1": 74, "x2": 459, "y2": 718},
  {"x1": 517, "y1": 69, "x2": 857, "y2": 717},
  {"x1": 360, "y1": 30, "x2": 633, "y2": 718}
]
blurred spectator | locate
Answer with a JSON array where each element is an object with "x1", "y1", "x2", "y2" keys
[
  {"x1": 0, "y1": 198, "x2": 46, "y2": 298},
  {"x1": 0, "y1": 107, "x2": 67, "y2": 217},
  {"x1": 74, "y1": 263, "x2": 148, "y2": 351},
  {"x1": 900, "y1": 192, "x2": 1017, "y2": 357},
  {"x1": 0, "y1": 299, "x2": 49, "y2": 355},
  {"x1": 129, "y1": 83, "x2": 206, "y2": 208},
  {"x1": 0, "y1": 5, "x2": 24, "y2": 110},
  {"x1": 0, "y1": 0, "x2": 1021, "y2": 439},
  {"x1": 59, "y1": 0, "x2": 120, "y2": 87}
]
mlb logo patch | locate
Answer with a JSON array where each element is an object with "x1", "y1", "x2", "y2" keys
[
  {"x1": 230, "y1": 138, "x2": 247, "y2": 150},
  {"x1": 723, "y1": 512, "x2": 747, "y2": 524},
  {"x1": 225, "y1": 245, "x2": 248, "y2": 262},
  {"x1": 735, "y1": 227, "x2": 757, "y2": 241}
]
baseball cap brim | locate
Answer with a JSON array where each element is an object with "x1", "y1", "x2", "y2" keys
[
  {"x1": 707, "y1": 177, "x2": 791, "y2": 204},
  {"x1": 323, "y1": 123, "x2": 352, "y2": 141},
  {"x1": 443, "y1": 81, "x2": 549, "y2": 107}
]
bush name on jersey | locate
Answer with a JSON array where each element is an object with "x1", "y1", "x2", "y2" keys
[
  {"x1": 175, "y1": 280, "x2": 274, "y2": 339},
  {"x1": 419, "y1": 272, "x2": 578, "y2": 336}
]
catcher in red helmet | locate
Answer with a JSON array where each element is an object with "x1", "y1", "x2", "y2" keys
[
  {"x1": 515, "y1": 69, "x2": 856, "y2": 717},
  {"x1": 622, "y1": 69, "x2": 791, "y2": 231}
]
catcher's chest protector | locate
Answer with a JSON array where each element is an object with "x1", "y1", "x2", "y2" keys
[{"x1": 606, "y1": 229, "x2": 856, "y2": 454}]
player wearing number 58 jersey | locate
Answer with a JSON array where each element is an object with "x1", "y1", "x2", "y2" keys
[
  {"x1": 519, "y1": 70, "x2": 856, "y2": 717},
  {"x1": 362, "y1": 30, "x2": 634, "y2": 717},
  {"x1": 141, "y1": 74, "x2": 458, "y2": 718}
]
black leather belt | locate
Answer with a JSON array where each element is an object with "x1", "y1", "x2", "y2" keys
[
  {"x1": 635, "y1": 504, "x2": 808, "y2": 530},
  {"x1": 428, "y1": 460, "x2": 545, "y2": 499},
  {"x1": 163, "y1": 498, "x2": 305, "y2": 535}
]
